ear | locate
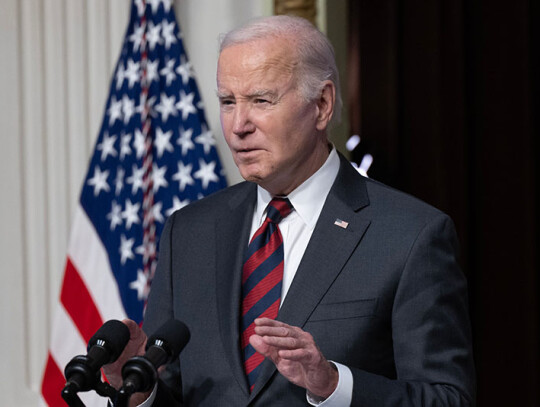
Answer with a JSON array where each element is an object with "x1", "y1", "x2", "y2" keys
[{"x1": 315, "y1": 81, "x2": 336, "y2": 131}]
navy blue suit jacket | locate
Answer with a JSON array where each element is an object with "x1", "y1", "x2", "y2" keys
[{"x1": 143, "y1": 152, "x2": 475, "y2": 406}]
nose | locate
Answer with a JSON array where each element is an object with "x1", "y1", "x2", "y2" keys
[{"x1": 232, "y1": 103, "x2": 256, "y2": 137}]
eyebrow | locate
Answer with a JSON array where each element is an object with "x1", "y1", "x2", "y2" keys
[
  {"x1": 216, "y1": 90, "x2": 231, "y2": 99},
  {"x1": 216, "y1": 89, "x2": 278, "y2": 100},
  {"x1": 249, "y1": 89, "x2": 277, "y2": 98}
]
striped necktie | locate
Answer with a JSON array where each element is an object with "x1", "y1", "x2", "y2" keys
[{"x1": 241, "y1": 197, "x2": 293, "y2": 391}]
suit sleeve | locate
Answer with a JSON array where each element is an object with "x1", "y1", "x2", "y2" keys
[
  {"x1": 350, "y1": 214, "x2": 476, "y2": 406},
  {"x1": 143, "y1": 213, "x2": 183, "y2": 406}
]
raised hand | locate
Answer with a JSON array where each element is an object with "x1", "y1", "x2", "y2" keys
[{"x1": 250, "y1": 318, "x2": 338, "y2": 399}]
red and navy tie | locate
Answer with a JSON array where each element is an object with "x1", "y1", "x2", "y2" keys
[{"x1": 241, "y1": 198, "x2": 293, "y2": 391}]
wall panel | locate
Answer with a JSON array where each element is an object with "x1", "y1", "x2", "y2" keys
[
  {"x1": 19, "y1": 0, "x2": 50, "y2": 394},
  {"x1": 66, "y1": 0, "x2": 90, "y2": 219},
  {"x1": 0, "y1": 0, "x2": 29, "y2": 404},
  {"x1": 43, "y1": 0, "x2": 70, "y2": 344}
]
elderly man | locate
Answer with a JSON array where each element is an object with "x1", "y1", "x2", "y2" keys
[{"x1": 104, "y1": 15, "x2": 475, "y2": 406}]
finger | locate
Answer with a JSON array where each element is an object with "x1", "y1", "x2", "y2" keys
[
  {"x1": 254, "y1": 317, "x2": 290, "y2": 328},
  {"x1": 123, "y1": 319, "x2": 145, "y2": 342},
  {"x1": 249, "y1": 334, "x2": 273, "y2": 357},
  {"x1": 253, "y1": 324, "x2": 291, "y2": 338},
  {"x1": 259, "y1": 335, "x2": 301, "y2": 350}
]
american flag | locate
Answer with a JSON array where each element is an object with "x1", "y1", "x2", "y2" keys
[{"x1": 39, "y1": 1, "x2": 227, "y2": 405}]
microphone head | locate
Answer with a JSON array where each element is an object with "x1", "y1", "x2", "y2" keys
[
  {"x1": 88, "y1": 319, "x2": 130, "y2": 362},
  {"x1": 146, "y1": 319, "x2": 190, "y2": 359}
]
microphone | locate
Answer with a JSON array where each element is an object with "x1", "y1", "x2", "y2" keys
[
  {"x1": 63, "y1": 319, "x2": 130, "y2": 394},
  {"x1": 120, "y1": 319, "x2": 190, "y2": 395}
]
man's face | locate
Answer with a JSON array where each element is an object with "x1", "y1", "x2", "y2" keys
[{"x1": 217, "y1": 37, "x2": 329, "y2": 196}]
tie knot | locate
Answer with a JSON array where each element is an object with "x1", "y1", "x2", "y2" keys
[{"x1": 266, "y1": 198, "x2": 293, "y2": 224}]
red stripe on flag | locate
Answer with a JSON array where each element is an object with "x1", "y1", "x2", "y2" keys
[
  {"x1": 41, "y1": 352, "x2": 66, "y2": 406},
  {"x1": 60, "y1": 257, "x2": 104, "y2": 344}
]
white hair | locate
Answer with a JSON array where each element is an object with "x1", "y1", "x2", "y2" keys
[{"x1": 219, "y1": 15, "x2": 342, "y2": 125}]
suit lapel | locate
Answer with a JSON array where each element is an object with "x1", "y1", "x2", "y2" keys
[
  {"x1": 250, "y1": 154, "x2": 371, "y2": 400},
  {"x1": 215, "y1": 183, "x2": 257, "y2": 397}
]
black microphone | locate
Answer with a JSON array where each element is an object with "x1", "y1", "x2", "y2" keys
[
  {"x1": 120, "y1": 319, "x2": 190, "y2": 395},
  {"x1": 63, "y1": 319, "x2": 130, "y2": 394}
]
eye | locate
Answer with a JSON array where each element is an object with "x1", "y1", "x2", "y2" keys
[
  {"x1": 219, "y1": 99, "x2": 235, "y2": 107},
  {"x1": 255, "y1": 98, "x2": 270, "y2": 104}
]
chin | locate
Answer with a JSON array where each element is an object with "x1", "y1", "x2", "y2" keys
[
  {"x1": 241, "y1": 172, "x2": 265, "y2": 184},
  {"x1": 238, "y1": 164, "x2": 266, "y2": 184}
]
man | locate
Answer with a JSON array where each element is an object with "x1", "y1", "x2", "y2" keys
[{"x1": 104, "y1": 15, "x2": 475, "y2": 406}]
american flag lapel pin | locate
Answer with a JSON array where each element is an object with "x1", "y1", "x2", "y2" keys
[{"x1": 334, "y1": 219, "x2": 349, "y2": 229}]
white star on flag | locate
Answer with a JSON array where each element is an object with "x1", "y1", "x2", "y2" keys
[
  {"x1": 134, "y1": 0, "x2": 145, "y2": 16},
  {"x1": 120, "y1": 133, "x2": 132, "y2": 160},
  {"x1": 152, "y1": 201, "x2": 165, "y2": 223},
  {"x1": 107, "y1": 200, "x2": 123, "y2": 230},
  {"x1": 129, "y1": 22, "x2": 145, "y2": 52},
  {"x1": 122, "y1": 198, "x2": 141, "y2": 229},
  {"x1": 133, "y1": 129, "x2": 146, "y2": 159},
  {"x1": 115, "y1": 167, "x2": 125, "y2": 195},
  {"x1": 97, "y1": 132, "x2": 118, "y2": 161},
  {"x1": 177, "y1": 127, "x2": 195, "y2": 155},
  {"x1": 152, "y1": 163, "x2": 169, "y2": 193},
  {"x1": 162, "y1": 20, "x2": 178, "y2": 49},
  {"x1": 161, "y1": 0, "x2": 173, "y2": 12},
  {"x1": 129, "y1": 270, "x2": 149, "y2": 301},
  {"x1": 124, "y1": 59, "x2": 141, "y2": 88},
  {"x1": 194, "y1": 159, "x2": 219, "y2": 190},
  {"x1": 115, "y1": 63, "x2": 126, "y2": 90},
  {"x1": 195, "y1": 125, "x2": 216, "y2": 155},
  {"x1": 135, "y1": 241, "x2": 156, "y2": 264},
  {"x1": 119, "y1": 234, "x2": 135, "y2": 265},
  {"x1": 107, "y1": 96, "x2": 123, "y2": 125},
  {"x1": 155, "y1": 92, "x2": 178, "y2": 122},
  {"x1": 87, "y1": 166, "x2": 110, "y2": 196},
  {"x1": 147, "y1": 0, "x2": 162, "y2": 14},
  {"x1": 147, "y1": 59, "x2": 159, "y2": 83},
  {"x1": 154, "y1": 127, "x2": 174, "y2": 158},
  {"x1": 176, "y1": 55, "x2": 193, "y2": 85},
  {"x1": 127, "y1": 164, "x2": 145, "y2": 194},
  {"x1": 176, "y1": 90, "x2": 196, "y2": 120},
  {"x1": 122, "y1": 95, "x2": 136, "y2": 124},
  {"x1": 160, "y1": 58, "x2": 177, "y2": 87},
  {"x1": 172, "y1": 161, "x2": 194, "y2": 191},
  {"x1": 136, "y1": 95, "x2": 157, "y2": 118},
  {"x1": 147, "y1": 21, "x2": 162, "y2": 50}
]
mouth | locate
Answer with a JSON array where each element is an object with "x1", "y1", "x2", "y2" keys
[
  {"x1": 237, "y1": 147, "x2": 261, "y2": 154},
  {"x1": 235, "y1": 148, "x2": 263, "y2": 161}
]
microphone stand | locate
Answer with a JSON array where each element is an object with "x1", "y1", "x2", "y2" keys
[
  {"x1": 61, "y1": 367, "x2": 119, "y2": 406},
  {"x1": 61, "y1": 383, "x2": 86, "y2": 407},
  {"x1": 114, "y1": 387, "x2": 133, "y2": 407}
]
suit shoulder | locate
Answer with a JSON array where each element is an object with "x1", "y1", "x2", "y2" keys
[{"x1": 362, "y1": 177, "x2": 449, "y2": 223}]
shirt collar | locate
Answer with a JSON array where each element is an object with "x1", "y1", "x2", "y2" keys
[{"x1": 255, "y1": 147, "x2": 340, "y2": 229}]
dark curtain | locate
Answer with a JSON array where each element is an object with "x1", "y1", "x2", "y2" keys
[{"x1": 347, "y1": 0, "x2": 539, "y2": 405}]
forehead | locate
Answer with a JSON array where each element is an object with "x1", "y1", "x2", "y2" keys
[{"x1": 217, "y1": 38, "x2": 298, "y2": 92}]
